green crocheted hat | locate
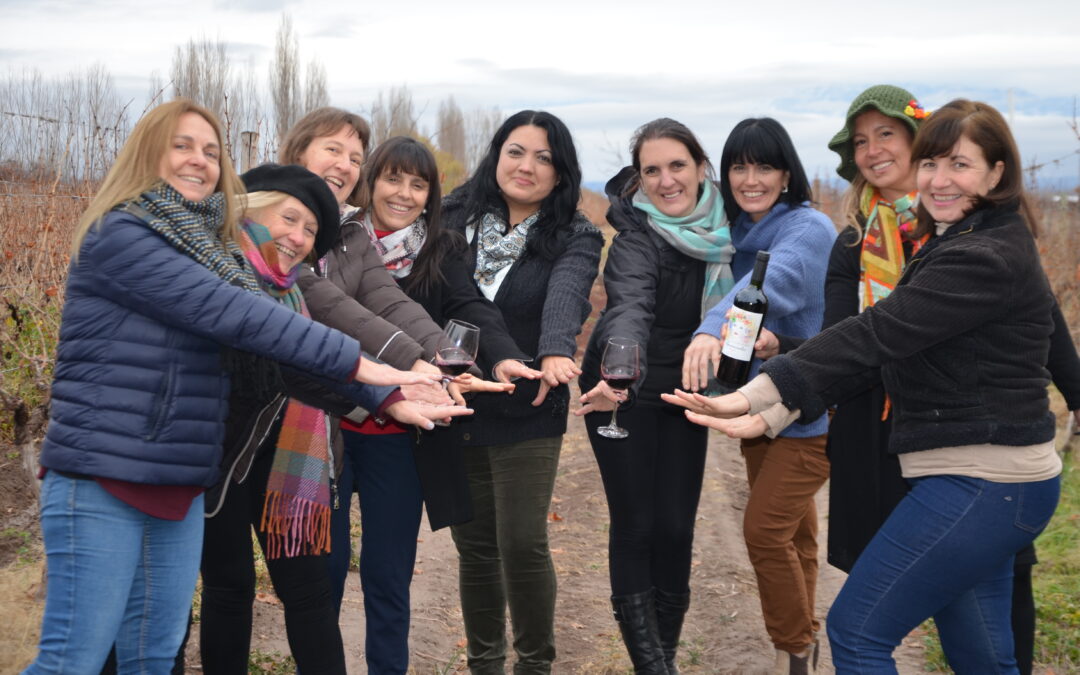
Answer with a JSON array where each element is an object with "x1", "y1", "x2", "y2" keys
[{"x1": 828, "y1": 84, "x2": 929, "y2": 182}]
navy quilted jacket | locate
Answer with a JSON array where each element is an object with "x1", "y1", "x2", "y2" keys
[{"x1": 40, "y1": 210, "x2": 362, "y2": 487}]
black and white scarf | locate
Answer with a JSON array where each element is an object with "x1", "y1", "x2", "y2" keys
[{"x1": 473, "y1": 211, "x2": 538, "y2": 287}]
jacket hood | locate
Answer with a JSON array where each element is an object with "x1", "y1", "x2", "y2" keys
[{"x1": 604, "y1": 166, "x2": 646, "y2": 234}]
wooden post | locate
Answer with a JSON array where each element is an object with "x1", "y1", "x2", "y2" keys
[{"x1": 240, "y1": 131, "x2": 259, "y2": 173}]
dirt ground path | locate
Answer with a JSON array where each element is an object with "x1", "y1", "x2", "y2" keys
[{"x1": 237, "y1": 393, "x2": 934, "y2": 674}]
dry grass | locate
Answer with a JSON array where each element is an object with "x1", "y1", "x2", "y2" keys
[{"x1": 0, "y1": 560, "x2": 46, "y2": 672}]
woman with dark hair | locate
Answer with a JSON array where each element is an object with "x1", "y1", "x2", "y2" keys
[
  {"x1": 325, "y1": 136, "x2": 540, "y2": 673},
  {"x1": 574, "y1": 118, "x2": 732, "y2": 673},
  {"x1": 678, "y1": 117, "x2": 836, "y2": 673},
  {"x1": 670, "y1": 99, "x2": 1062, "y2": 673},
  {"x1": 444, "y1": 110, "x2": 603, "y2": 674}
]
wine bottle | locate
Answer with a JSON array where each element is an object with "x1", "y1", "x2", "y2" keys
[{"x1": 716, "y1": 250, "x2": 770, "y2": 390}]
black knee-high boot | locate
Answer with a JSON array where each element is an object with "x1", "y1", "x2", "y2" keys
[
  {"x1": 612, "y1": 589, "x2": 670, "y2": 674},
  {"x1": 654, "y1": 588, "x2": 690, "y2": 674}
]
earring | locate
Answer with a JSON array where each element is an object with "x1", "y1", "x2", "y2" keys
[
  {"x1": 422, "y1": 207, "x2": 428, "y2": 214},
  {"x1": 782, "y1": 185, "x2": 789, "y2": 194}
]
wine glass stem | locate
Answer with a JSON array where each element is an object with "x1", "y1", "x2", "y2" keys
[{"x1": 608, "y1": 402, "x2": 620, "y2": 429}]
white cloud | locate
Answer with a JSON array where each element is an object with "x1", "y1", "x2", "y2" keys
[{"x1": 1, "y1": 0, "x2": 1077, "y2": 183}]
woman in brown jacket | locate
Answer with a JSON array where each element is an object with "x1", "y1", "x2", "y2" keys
[{"x1": 284, "y1": 108, "x2": 531, "y2": 673}]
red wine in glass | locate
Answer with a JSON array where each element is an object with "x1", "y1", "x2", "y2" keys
[
  {"x1": 597, "y1": 337, "x2": 640, "y2": 439},
  {"x1": 436, "y1": 347, "x2": 476, "y2": 377},
  {"x1": 601, "y1": 367, "x2": 638, "y2": 392}
]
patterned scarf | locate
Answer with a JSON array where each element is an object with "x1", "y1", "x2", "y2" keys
[
  {"x1": 121, "y1": 184, "x2": 261, "y2": 295},
  {"x1": 473, "y1": 211, "x2": 538, "y2": 286},
  {"x1": 632, "y1": 180, "x2": 735, "y2": 317},
  {"x1": 858, "y1": 185, "x2": 925, "y2": 311},
  {"x1": 240, "y1": 220, "x2": 333, "y2": 559},
  {"x1": 360, "y1": 211, "x2": 427, "y2": 279}
]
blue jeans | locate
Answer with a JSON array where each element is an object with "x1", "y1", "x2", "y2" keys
[
  {"x1": 326, "y1": 430, "x2": 422, "y2": 675},
  {"x1": 827, "y1": 474, "x2": 1060, "y2": 674},
  {"x1": 25, "y1": 472, "x2": 203, "y2": 674}
]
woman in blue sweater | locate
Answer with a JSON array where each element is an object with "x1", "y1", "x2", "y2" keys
[
  {"x1": 24, "y1": 99, "x2": 452, "y2": 673},
  {"x1": 679, "y1": 117, "x2": 836, "y2": 673}
]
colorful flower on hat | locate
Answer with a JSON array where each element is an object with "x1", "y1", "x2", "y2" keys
[{"x1": 904, "y1": 99, "x2": 930, "y2": 120}]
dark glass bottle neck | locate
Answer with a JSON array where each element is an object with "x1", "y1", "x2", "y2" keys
[{"x1": 749, "y1": 258, "x2": 768, "y2": 288}]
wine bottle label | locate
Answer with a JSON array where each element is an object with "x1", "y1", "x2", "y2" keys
[{"x1": 721, "y1": 307, "x2": 763, "y2": 361}]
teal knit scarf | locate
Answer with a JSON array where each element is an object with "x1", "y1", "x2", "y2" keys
[{"x1": 632, "y1": 180, "x2": 735, "y2": 317}]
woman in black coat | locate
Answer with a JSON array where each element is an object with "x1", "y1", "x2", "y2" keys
[
  {"x1": 443, "y1": 110, "x2": 603, "y2": 674},
  {"x1": 576, "y1": 118, "x2": 732, "y2": 674}
]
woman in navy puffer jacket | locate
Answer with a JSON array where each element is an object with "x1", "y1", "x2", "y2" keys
[{"x1": 24, "y1": 99, "x2": 449, "y2": 674}]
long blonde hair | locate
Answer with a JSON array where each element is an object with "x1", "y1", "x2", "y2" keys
[
  {"x1": 838, "y1": 174, "x2": 870, "y2": 245},
  {"x1": 73, "y1": 99, "x2": 246, "y2": 254}
]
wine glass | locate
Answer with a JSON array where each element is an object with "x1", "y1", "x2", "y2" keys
[
  {"x1": 597, "y1": 337, "x2": 640, "y2": 439},
  {"x1": 436, "y1": 319, "x2": 479, "y2": 382}
]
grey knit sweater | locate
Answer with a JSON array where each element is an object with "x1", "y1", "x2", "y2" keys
[{"x1": 439, "y1": 190, "x2": 603, "y2": 446}]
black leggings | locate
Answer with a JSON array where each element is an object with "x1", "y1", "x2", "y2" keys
[
  {"x1": 198, "y1": 447, "x2": 346, "y2": 674},
  {"x1": 587, "y1": 404, "x2": 708, "y2": 596}
]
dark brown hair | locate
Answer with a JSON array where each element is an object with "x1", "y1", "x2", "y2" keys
[
  {"x1": 911, "y1": 99, "x2": 1037, "y2": 237},
  {"x1": 278, "y1": 107, "x2": 372, "y2": 205},
  {"x1": 627, "y1": 118, "x2": 713, "y2": 196},
  {"x1": 361, "y1": 136, "x2": 458, "y2": 295}
]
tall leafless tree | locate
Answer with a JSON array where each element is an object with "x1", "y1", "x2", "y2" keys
[
  {"x1": 436, "y1": 95, "x2": 466, "y2": 168},
  {"x1": 303, "y1": 59, "x2": 329, "y2": 116},
  {"x1": 370, "y1": 86, "x2": 418, "y2": 146},
  {"x1": 465, "y1": 105, "x2": 503, "y2": 173},
  {"x1": 269, "y1": 14, "x2": 301, "y2": 144},
  {"x1": 170, "y1": 39, "x2": 231, "y2": 122}
]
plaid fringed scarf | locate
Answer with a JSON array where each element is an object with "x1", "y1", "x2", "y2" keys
[{"x1": 240, "y1": 220, "x2": 333, "y2": 559}]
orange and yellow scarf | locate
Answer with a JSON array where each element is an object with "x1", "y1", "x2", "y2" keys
[{"x1": 858, "y1": 185, "x2": 925, "y2": 311}]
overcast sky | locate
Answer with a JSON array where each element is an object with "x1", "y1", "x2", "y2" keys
[{"x1": 3, "y1": 0, "x2": 1080, "y2": 187}]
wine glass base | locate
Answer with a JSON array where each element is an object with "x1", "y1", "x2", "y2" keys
[{"x1": 596, "y1": 424, "x2": 629, "y2": 439}]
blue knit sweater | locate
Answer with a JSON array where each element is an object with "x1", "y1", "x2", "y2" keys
[{"x1": 696, "y1": 202, "x2": 836, "y2": 437}]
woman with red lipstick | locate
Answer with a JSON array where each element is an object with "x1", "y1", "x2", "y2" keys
[
  {"x1": 573, "y1": 118, "x2": 732, "y2": 674},
  {"x1": 444, "y1": 110, "x2": 603, "y2": 674}
]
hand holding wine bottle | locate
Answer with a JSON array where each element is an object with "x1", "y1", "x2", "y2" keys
[{"x1": 716, "y1": 251, "x2": 770, "y2": 391}]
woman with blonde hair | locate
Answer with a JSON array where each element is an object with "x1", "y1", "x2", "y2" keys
[{"x1": 23, "y1": 99, "x2": 442, "y2": 673}]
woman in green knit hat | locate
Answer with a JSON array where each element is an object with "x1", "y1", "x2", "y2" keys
[{"x1": 823, "y1": 84, "x2": 929, "y2": 579}]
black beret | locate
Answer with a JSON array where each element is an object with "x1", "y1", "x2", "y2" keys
[{"x1": 241, "y1": 163, "x2": 340, "y2": 259}]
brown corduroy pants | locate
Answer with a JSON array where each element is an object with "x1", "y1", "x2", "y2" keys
[{"x1": 740, "y1": 433, "x2": 830, "y2": 654}]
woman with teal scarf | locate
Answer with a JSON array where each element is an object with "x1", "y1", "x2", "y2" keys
[{"x1": 576, "y1": 118, "x2": 733, "y2": 674}]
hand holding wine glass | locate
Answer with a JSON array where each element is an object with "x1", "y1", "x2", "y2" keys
[
  {"x1": 435, "y1": 320, "x2": 479, "y2": 382},
  {"x1": 431, "y1": 320, "x2": 479, "y2": 425},
  {"x1": 596, "y1": 337, "x2": 640, "y2": 439}
]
